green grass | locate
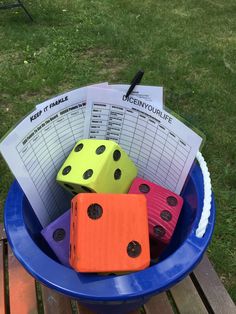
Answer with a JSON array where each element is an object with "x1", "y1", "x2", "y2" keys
[{"x1": 0, "y1": 0, "x2": 236, "y2": 302}]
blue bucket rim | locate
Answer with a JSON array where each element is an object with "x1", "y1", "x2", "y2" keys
[{"x1": 4, "y1": 162, "x2": 215, "y2": 301}]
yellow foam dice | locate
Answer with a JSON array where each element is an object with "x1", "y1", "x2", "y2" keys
[{"x1": 56, "y1": 139, "x2": 137, "y2": 195}]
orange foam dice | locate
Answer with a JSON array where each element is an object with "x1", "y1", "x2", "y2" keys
[{"x1": 69, "y1": 194, "x2": 150, "y2": 273}]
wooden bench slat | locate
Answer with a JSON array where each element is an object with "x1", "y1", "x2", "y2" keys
[
  {"x1": 144, "y1": 292, "x2": 174, "y2": 314},
  {"x1": 8, "y1": 245, "x2": 38, "y2": 314},
  {"x1": 41, "y1": 285, "x2": 72, "y2": 314},
  {"x1": 0, "y1": 224, "x2": 6, "y2": 241},
  {"x1": 77, "y1": 302, "x2": 141, "y2": 314},
  {"x1": 170, "y1": 276, "x2": 208, "y2": 314},
  {"x1": 77, "y1": 302, "x2": 96, "y2": 314},
  {"x1": 192, "y1": 255, "x2": 236, "y2": 314},
  {"x1": 0, "y1": 240, "x2": 6, "y2": 314}
]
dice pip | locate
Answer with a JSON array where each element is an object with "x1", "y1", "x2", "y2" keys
[
  {"x1": 56, "y1": 139, "x2": 137, "y2": 195},
  {"x1": 129, "y1": 178, "x2": 183, "y2": 244},
  {"x1": 41, "y1": 210, "x2": 70, "y2": 266},
  {"x1": 69, "y1": 193, "x2": 150, "y2": 273}
]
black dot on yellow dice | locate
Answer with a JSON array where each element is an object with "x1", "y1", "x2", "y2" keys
[
  {"x1": 74, "y1": 143, "x2": 84, "y2": 152},
  {"x1": 83, "y1": 169, "x2": 93, "y2": 179},
  {"x1": 96, "y1": 145, "x2": 106, "y2": 154},
  {"x1": 62, "y1": 165, "x2": 71, "y2": 175},
  {"x1": 81, "y1": 186, "x2": 92, "y2": 192},
  {"x1": 64, "y1": 183, "x2": 74, "y2": 190},
  {"x1": 113, "y1": 149, "x2": 121, "y2": 161},
  {"x1": 114, "y1": 168, "x2": 121, "y2": 180}
]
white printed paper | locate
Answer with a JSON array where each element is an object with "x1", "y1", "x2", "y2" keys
[
  {"x1": 1, "y1": 82, "x2": 202, "y2": 228},
  {"x1": 35, "y1": 82, "x2": 108, "y2": 110},
  {"x1": 0, "y1": 87, "x2": 88, "y2": 227},
  {"x1": 108, "y1": 84, "x2": 163, "y2": 108},
  {"x1": 84, "y1": 87, "x2": 202, "y2": 194}
]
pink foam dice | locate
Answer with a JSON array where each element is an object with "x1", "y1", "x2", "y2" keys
[{"x1": 129, "y1": 178, "x2": 183, "y2": 244}]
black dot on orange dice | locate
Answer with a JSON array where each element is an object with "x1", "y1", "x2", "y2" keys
[
  {"x1": 127, "y1": 241, "x2": 142, "y2": 258},
  {"x1": 161, "y1": 210, "x2": 172, "y2": 222},
  {"x1": 62, "y1": 165, "x2": 71, "y2": 175},
  {"x1": 113, "y1": 150, "x2": 121, "y2": 161},
  {"x1": 53, "y1": 228, "x2": 66, "y2": 242},
  {"x1": 139, "y1": 184, "x2": 150, "y2": 193},
  {"x1": 74, "y1": 143, "x2": 84, "y2": 152},
  {"x1": 153, "y1": 225, "x2": 166, "y2": 238},
  {"x1": 87, "y1": 203, "x2": 103, "y2": 219},
  {"x1": 114, "y1": 168, "x2": 121, "y2": 180},
  {"x1": 83, "y1": 169, "x2": 93, "y2": 179},
  {"x1": 167, "y1": 196, "x2": 178, "y2": 206},
  {"x1": 96, "y1": 145, "x2": 106, "y2": 154}
]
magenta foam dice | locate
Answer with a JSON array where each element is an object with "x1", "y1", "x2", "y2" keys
[
  {"x1": 41, "y1": 210, "x2": 70, "y2": 266},
  {"x1": 129, "y1": 178, "x2": 183, "y2": 244}
]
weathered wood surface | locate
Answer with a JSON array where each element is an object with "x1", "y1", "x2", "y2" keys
[
  {"x1": 0, "y1": 224, "x2": 6, "y2": 240},
  {"x1": 41, "y1": 285, "x2": 72, "y2": 314},
  {"x1": 192, "y1": 255, "x2": 236, "y2": 314},
  {"x1": 76, "y1": 301, "x2": 141, "y2": 313},
  {"x1": 144, "y1": 293, "x2": 174, "y2": 314},
  {"x1": 0, "y1": 238, "x2": 6, "y2": 314},
  {"x1": 8, "y1": 245, "x2": 38, "y2": 314},
  {"x1": 170, "y1": 276, "x2": 208, "y2": 314}
]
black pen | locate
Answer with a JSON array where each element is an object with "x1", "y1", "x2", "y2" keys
[{"x1": 125, "y1": 70, "x2": 144, "y2": 98}]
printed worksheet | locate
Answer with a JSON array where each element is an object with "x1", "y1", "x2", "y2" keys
[
  {"x1": 0, "y1": 87, "x2": 88, "y2": 227},
  {"x1": 35, "y1": 82, "x2": 108, "y2": 110},
  {"x1": 108, "y1": 84, "x2": 163, "y2": 108},
  {"x1": 84, "y1": 87, "x2": 202, "y2": 194}
]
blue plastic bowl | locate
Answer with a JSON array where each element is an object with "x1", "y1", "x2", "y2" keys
[{"x1": 4, "y1": 162, "x2": 215, "y2": 314}]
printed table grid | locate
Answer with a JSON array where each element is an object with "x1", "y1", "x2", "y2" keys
[
  {"x1": 89, "y1": 103, "x2": 191, "y2": 192},
  {"x1": 16, "y1": 102, "x2": 85, "y2": 222}
]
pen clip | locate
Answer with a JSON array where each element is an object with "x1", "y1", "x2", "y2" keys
[{"x1": 125, "y1": 70, "x2": 144, "y2": 98}]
